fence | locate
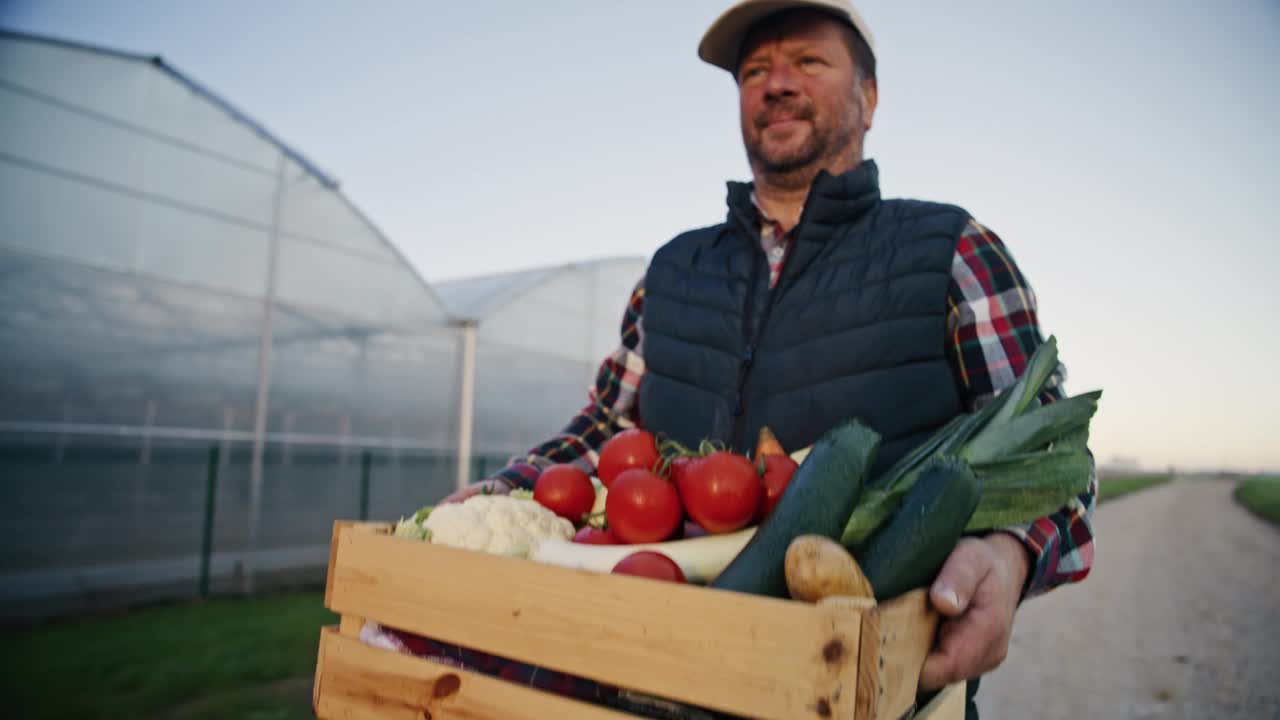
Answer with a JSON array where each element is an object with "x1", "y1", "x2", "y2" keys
[{"x1": 0, "y1": 428, "x2": 514, "y2": 621}]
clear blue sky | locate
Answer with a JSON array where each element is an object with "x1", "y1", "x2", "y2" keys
[{"x1": 3, "y1": 0, "x2": 1278, "y2": 473}]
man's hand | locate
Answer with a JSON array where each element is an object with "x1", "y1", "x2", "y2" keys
[
  {"x1": 436, "y1": 478, "x2": 512, "y2": 505},
  {"x1": 919, "y1": 533, "x2": 1030, "y2": 690}
]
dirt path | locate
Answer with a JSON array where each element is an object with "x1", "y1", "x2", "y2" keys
[{"x1": 976, "y1": 476, "x2": 1280, "y2": 719}]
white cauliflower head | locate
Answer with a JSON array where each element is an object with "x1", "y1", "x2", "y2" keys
[{"x1": 423, "y1": 494, "x2": 574, "y2": 558}]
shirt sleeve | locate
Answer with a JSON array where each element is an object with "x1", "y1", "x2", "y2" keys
[
  {"x1": 493, "y1": 282, "x2": 648, "y2": 491},
  {"x1": 946, "y1": 219, "x2": 1097, "y2": 599}
]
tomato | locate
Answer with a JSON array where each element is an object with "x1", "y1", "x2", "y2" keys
[
  {"x1": 605, "y1": 468, "x2": 683, "y2": 544},
  {"x1": 572, "y1": 525, "x2": 619, "y2": 545},
  {"x1": 533, "y1": 464, "x2": 597, "y2": 523},
  {"x1": 756, "y1": 454, "x2": 799, "y2": 523},
  {"x1": 611, "y1": 551, "x2": 686, "y2": 583},
  {"x1": 668, "y1": 455, "x2": 696, "y2": 485},
  {"x1": 676, "y1": 451, "x2": 762, "y2": 534},
  {"x1": 597, "y1": 429, "x2": 659, "y2": 487}
]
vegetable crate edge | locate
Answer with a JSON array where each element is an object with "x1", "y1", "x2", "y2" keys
[{"x1": 313, "y1": 521, "x2": 964, "y2": 720}]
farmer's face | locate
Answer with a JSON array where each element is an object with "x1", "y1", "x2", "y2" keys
[{"x1": 737, "y1": 12, "x2": 875, "y2": 185}]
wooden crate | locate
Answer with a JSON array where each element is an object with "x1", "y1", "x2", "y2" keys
[{"x1": 313, "y1": 521, "x2": 964, "y2": 720}]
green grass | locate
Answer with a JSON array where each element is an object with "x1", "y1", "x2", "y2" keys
[
  {"x1": 2, "y1": 592, "x2": 336, "y2": 720},
  {"x1": 1099, "y1": 473, "x2": 1172, "y2": 503},
  {"x1": 1234, "y1": 475, "x2": 1280, "y2": 527}
]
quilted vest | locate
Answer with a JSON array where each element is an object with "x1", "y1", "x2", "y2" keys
[{"x1": 639, "y1": 160, "x2": 969, "y2": 474}]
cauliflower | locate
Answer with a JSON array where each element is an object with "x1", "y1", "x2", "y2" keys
[{"x1": 420, "y1": 495, "x2": 574, "y2": 558}]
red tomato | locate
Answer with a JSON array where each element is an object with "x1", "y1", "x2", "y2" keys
[
  {"x1": 667, "y1": 455, "x2": 696, "y2": 521},
  {"x1": 597, "y1": 429, "x2": 659, "y2": 487},
  {"x1": 611, "y1": 551, "x2": 686, "y2": 583},
  {"x1": 668, "y1": 455, "x2": 695, "y2": 485},
  {"x1": 676, "y1": 451, "x2": 762, "y2": 534},
  {"x1": 605, "y1": 468, "x2": 683, "y2": 544},
  {"x1": 572, "y1": 525, "x2": 619, "y2": 545},
  {"x1": 533, "y1": 464, "x2": 596, "y2": 522},
  {"x1": 756, "y1": 454, "x2": 799, "y2": 523}
]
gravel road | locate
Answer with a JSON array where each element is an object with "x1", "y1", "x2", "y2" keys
[{"x1": 975, "y1": 476, "x2": 1280, "y2": 719}]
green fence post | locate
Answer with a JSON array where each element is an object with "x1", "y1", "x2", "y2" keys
[
  {"x1": 359, "y1": 449, "x2": 372, "y2": 521},
  {"x1": 199, "y1": 443, "x2": 220, "y2": 597}
]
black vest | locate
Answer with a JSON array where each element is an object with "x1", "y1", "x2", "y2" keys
[{"x1": 640, "y1": 161, "x2": 968, "y2": 474}]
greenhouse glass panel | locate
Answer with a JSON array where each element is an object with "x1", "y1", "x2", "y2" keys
[
  {"x1": 277, "y1": 157, "x2": 395, "y2": 259},
  {"x1": 0, "y1": 35, "x2": 278, "y2": 169},
  {"x1": 275, "y1": 237, "x2": 439, "y2": 326},
  {"x1": 448, "y1": 258, "x2": 647, "y2": 472},
  {"x1": 0, "y1": 31, "x2": 465, "y2": 618},
  {"x1": 0, "y1": 74, "x2": 278, "y2": 229},
  {"x1": 0, "y1": 247, "x2": 263, "y2": 431}
]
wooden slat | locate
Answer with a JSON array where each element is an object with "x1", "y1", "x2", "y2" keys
[
  {"x1": 872, "y1": 590, "x2": 939, "y2": 720},
  {"x1": 326, "y1": 521, "x2": 385, "y2": 609},
  {"x1": 914, "y1": 682, "x2": 965, "y2": 720},
  {"x1": 313, "y1": 625, "x2": 332, "y2": 714},
  {"x1": 851, "y1": 600, "x2": 881, "y2": 720},
  {"x1": 327, "y1": 524, "x2": 875, "y2": 719},
  {"x1": 315, "y1": 626, "x2": 636, "y2": 720}
]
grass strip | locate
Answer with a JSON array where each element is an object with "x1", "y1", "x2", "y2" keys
[
  {"x1": 3, "y1": 591, "x2": 335, "y2": 720},
  {"x1": 1098, "y1": 473, "x2": 1171, "y2": 503},
  {"x1": 1234, "y1": 475, "x2": 1280, "y2": 527}
]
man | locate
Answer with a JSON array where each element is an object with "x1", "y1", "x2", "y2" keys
[{"x1": 444, "y1": 1, "x2": 1095, "y2": 716}]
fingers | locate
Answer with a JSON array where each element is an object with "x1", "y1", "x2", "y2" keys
[
  {"x1": 921, "y1": 538, "x2": 1016, "y2": 689},
  {"x1": 919, "y1": 632, "x2": 959, "y2": 690},
  {"x1": 919, "y1": 599, "x2": 1012, "y2": 689},
  {"x1": 439, "y1": 480, "x2": 509, "y2": 504},
  {"x1": 929, "y1": 538, "x2": 993, "y2": 617}
]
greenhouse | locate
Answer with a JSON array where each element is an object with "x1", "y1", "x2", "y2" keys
[{"x1": 0, "y1": 30, "x2": 645, "y2": 618}]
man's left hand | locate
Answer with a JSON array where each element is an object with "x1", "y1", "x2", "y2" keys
[{"x1": 919, "y1": 533, "x2": 1030, "y2": 690}]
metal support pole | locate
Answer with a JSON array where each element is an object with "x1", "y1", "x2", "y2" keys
[
  {"x1": 245, "y1": 152, "x2": 287, "y2": 594},
  {"x1": 133, "y1": 399, "x2": 157, "y2": 540},
  {"x1": 455, "y1": 322, "x2": 478, "y2": 491},
  {"x1": 360, "y1": 449, "x2": 372, "y2": 521},
  {"x1": 199, "y1": 443, "x2": 220, "y2": 597}
]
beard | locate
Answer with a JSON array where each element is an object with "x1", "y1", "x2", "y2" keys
[{"x1": 743, "y1": 96, "x2": 859, "y2": 187}]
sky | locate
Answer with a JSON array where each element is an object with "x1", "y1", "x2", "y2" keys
[{"x1": 2, "y1": 0, "x2": 1278, "y2": 473}]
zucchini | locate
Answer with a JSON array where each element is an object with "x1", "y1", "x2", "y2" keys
[
  {"x1": 854, "y1": 458, "x2": 982, "y2": 601},
  {"x1": 710, "y1": 419, "x2": 879, "y2": 597}
]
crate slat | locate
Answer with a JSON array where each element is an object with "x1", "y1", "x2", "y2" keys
[
  {"x1": 326, "y1": 523, "x2": 873, "y2": 719},
  {"x1": 915, "y1": 681, "x2": 965, "y2": 720},
  {"x1": 315, "y1": 626, "x2": 635, "y2": 720},
  {"x1": 872, "y1": 592, "x2": 940, "y2": 720}
]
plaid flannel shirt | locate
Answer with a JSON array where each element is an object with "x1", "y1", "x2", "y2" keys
[
  {"x1": 496, "y1": 217, "x2": 1096, "y2": 598},
  {"x1": 376, "y1": 216, "x2": 1099, "y2": 717}
]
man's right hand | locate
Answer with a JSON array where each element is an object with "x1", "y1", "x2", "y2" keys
[{"x1": 437, "y1": 478, "x2": 512, "y2": 504}]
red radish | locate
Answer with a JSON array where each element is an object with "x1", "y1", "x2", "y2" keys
[
  {"x1": 572, "y1": 526, "x2": 619, "y2": 545},
  {"x1": 611, "y1": 551, "x2": 686, "y2": 583}
]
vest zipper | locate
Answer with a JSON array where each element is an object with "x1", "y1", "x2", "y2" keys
[
  {"x1": 728, "y1": 192, "x2": 821, "y2": 452},
  {"x1": 730, "y1": 251, "x2": 780, "y2": 452}
]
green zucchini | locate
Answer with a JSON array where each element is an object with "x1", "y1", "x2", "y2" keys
[
  {"x1": 710, "y1": 419, "x2": 880, "y2": 597},
  {"x1": 854, "y1": 458, "x2": 982, "y2": 601}
]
